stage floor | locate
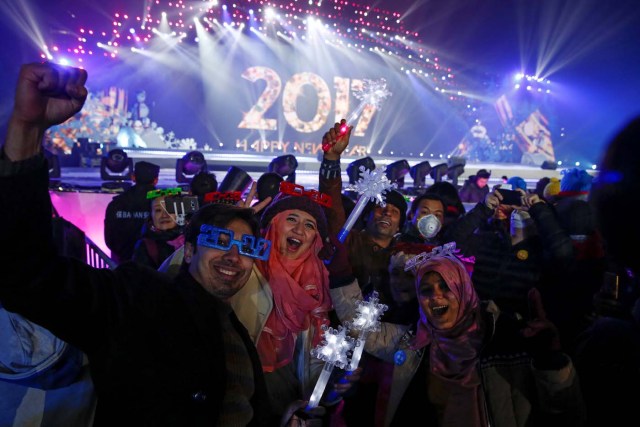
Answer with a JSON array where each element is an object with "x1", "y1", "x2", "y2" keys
[{"x1": 57, "y1": 149, "x2": 568, "y2": 191}]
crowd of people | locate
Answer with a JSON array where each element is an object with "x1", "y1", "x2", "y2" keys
[{"x1": 1, "y1": 62, "x2": 639, "y2": 427}]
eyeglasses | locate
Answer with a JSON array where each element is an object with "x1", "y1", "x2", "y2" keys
[
  {"x1": 279, "y1": 181, "x2": 332, "y2": 207},
  {"x1": 197, "y1": 225, "x2": 271, "y2": 260}
]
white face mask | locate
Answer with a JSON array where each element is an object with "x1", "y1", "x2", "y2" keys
[
  {"x1": 417, "y1": 214, "x2": 442, "y2": 239},
  {"x1": 510, "y1": 209, "x2": 531, "y2": 230}
]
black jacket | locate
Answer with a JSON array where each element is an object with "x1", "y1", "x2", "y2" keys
[
  {"x1": 0, "y1": 160, "x2": 271, "y2": 426},
  {"x1": 104, "y1": 183, "x2": 155, "y2": 264}
]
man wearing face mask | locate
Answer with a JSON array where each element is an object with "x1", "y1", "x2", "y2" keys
[{"x1": 398, "y1": 193, "x2": 446, "y2": 245}]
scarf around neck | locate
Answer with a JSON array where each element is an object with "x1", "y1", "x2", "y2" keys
[{"x1": 256, "y1": 212, "x2": 331, "y2": 372}]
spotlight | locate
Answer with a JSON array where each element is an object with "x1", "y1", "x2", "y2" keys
[
  {"x1": 176, "y1": 150, "x2": 208, "y2": 183},
  {"x1": 100, "y1": 148, "x2": 133, "y2": 181},
  {"x1": 346, "y1": 156, "x2": 376, "y2": 185},
  {"x1": 268, "y1": 154, "x2": 298, "y2": 183},
  {"x1": 218, "y1": 166, "x2": 253, "y2": 193},
  {"x1": 430, "y1": 163, "x2": 449, "y2": 183},
  {"x1": 409, "y1": 160, "x2": 431, "y2": 188},
  {"x1": 447, "y1": 156, "x2": 466, "y2": 187},
  {"x1": 541, "y1": 160, "x2": 558, "y2": 170},
  {"x1": 385, "y1": 159, "x2": 410, "y2": 189},
  {"x1": 256, "y1": 172, "x2": 284, "y2": 202}
]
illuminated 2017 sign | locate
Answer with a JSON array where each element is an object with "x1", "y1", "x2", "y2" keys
[{"x1": 238, "y1": 66, "x2": 381, "y2": 137}]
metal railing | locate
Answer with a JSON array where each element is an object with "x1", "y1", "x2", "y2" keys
[{"x1": 85, "y1": 237, "x2": 118, "y2": 269}]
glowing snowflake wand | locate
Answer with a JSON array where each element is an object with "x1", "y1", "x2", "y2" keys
[
  {"x1": 337, "y1": 166, "x2": 396, "y2": 243},
  {"x1": 306, "y1": 325, "x2": 356, "y2": 409},
  {"x1": 347, "y1": 291, "x2": 388, "y2": 371}
]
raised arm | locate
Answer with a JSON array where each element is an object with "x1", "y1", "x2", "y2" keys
[{"x1": 4, "y1": 62, "x2": 87, "y2": 160}]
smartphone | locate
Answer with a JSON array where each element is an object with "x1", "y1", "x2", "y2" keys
[
  {"x1": 499, "y1": 189, "x2": 523, "y2": 206},
  {"x1": 164, "y1": 196, "x2": 199, "y2": 215}
]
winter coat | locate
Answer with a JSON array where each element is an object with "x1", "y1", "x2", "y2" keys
[
  {"x1": 103, "y1": 184, "x2": 155, "y2": 264},
  {"x1": 331, "y1": 281, "x2": 586, "y2": 427},
  {"x1": 0, "y1": 159, "x2": 271, "y2": 426}
]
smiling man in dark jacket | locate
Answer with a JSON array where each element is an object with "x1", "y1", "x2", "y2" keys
[{"x1": 0, "y1": 62, "x2": 275, "y2": 426}]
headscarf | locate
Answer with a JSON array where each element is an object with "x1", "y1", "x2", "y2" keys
[
  {"x1": 256, "y1": 211, "x2": 331, "y2": 372},
  {"x1": 411, "y1": 255, "x2": 487, "y2": 427}
]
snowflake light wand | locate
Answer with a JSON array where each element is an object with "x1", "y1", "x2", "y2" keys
[
  {"x1": 347, "y1": 291, "x2": 388, "y2": 371},
  {"x1": 306, "y1": 325, "x2": 355, "y2": 409}
]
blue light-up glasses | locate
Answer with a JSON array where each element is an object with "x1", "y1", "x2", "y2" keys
[{"x1": 197, "y1": 224, "x2": 271, "y2": 261}]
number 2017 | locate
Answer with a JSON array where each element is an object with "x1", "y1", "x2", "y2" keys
[{"x1": 238, "y1": 66, "x2": 378, "y2": 136}]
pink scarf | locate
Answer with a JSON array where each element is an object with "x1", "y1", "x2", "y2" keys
[
  {"x1": 411, "y1": 255, "x2": 487, "y2": 427},
  {"x1": 256, "y1": 212, "x2": 331, "y2": 372}
]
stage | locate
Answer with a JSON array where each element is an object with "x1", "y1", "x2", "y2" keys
[{"x1": 49, "y1": 149, "x2": 578, "y2": 259}]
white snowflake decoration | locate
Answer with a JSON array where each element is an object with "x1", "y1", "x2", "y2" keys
[
  {"x1": 349, "y1": 291, "x2": 388, "y2": 334},
  {"x1": 353, "y1": 78, "x2": 393, "y2": 110},
  {"x1": 349, "y1": 166, "x2": 397, "y2": 206},
  {"x1": 310, "y1": 325, "x2": 356, "y2": 370}
]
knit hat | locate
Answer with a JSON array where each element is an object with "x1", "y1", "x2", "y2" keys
[
  {"x1": 476, "y1": 169, "x2": 491, "y2": 179},
  {"x1": 260, "y1": 192, "x2": 329, "y2": 242},
  {"x1": 507, "y1": 176, "x2": 527, "y2": 192},
  {"x1": 560, "y1": 168, "x2": 593, "y2": 195},
  {"x1": 543, "y1": 177, "x2": 560, "y2": 200},
  {"x1": 134, "y1": 161, "x2": 160, "y2": 185}
]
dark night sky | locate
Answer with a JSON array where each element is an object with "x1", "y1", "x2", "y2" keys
[{"x1": 1, "y1": 0, "x2": 639, "y2": 164}]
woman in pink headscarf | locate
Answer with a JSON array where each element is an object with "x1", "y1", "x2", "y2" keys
[{"x1": 330, "y1": 247, "x2": 586, "y2": 426}]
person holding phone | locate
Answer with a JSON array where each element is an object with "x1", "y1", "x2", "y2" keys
[
  {"x1": 131, "y1": 191, "x2": 186, "y2": 269},
  {"x1": 443, "y1": 187, "x2": 574, "y2": 321}
]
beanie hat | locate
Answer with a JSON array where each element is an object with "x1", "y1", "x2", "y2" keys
[
  {"x1": 543, "y1": 177, "x2": 560, "y2": 200},
  {"x1": 260, "y1": 192, "x2": 329, "y2": 242},
  {"x1": 134, "y1": 161, "x2": 160, "y2": 185},
  {"x1": 560, "y1": 168, "x2": 593, "y2": 194},
  {"x1": 507, "y1": 176, "x2": 527, "y2": 192}
]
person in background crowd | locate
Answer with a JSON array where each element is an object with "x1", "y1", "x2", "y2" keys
[
  {"x1": 534, "y1": 176, "x2": 551, "y2": 199},
  {"x1": 574, "y1": 115, "x2": 640, "y2": 427},
  {"x1": 445, "y1": 187, "x2": 574, "y2": 320},
  {"x1": 506, "y1": 175, "x2": 527, "y2": 192},
  {"x1": 423, "y1": 181, "x2": 466, "y2": 234},
  {"x1": 556, "y1": 167, "x2": 593, "y2": 202},
  {"x1": 0, "y1": 61, "x2": 320, "y2": 426},
  {"x1": 330, "y1": 247, "x2": 585, "y2": 426},
  {"x1": 104, "y1": 160, "x2": 160, "y2": 264},
  {"x1": 131, "y1": 193, "x2": 185, "y2": 269},
  {"x1": 189, "y1": 170, "x2": 218, "y2": 207},
  {"x1": 398, "y1": 193, "x2": 446, "y2": 246},
  {"x1": 458, "y1": 168, "x2": 491, "y2": 204},
  {"x1": 542, "y1": 176, "x2": 560, "y2": 202}
]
